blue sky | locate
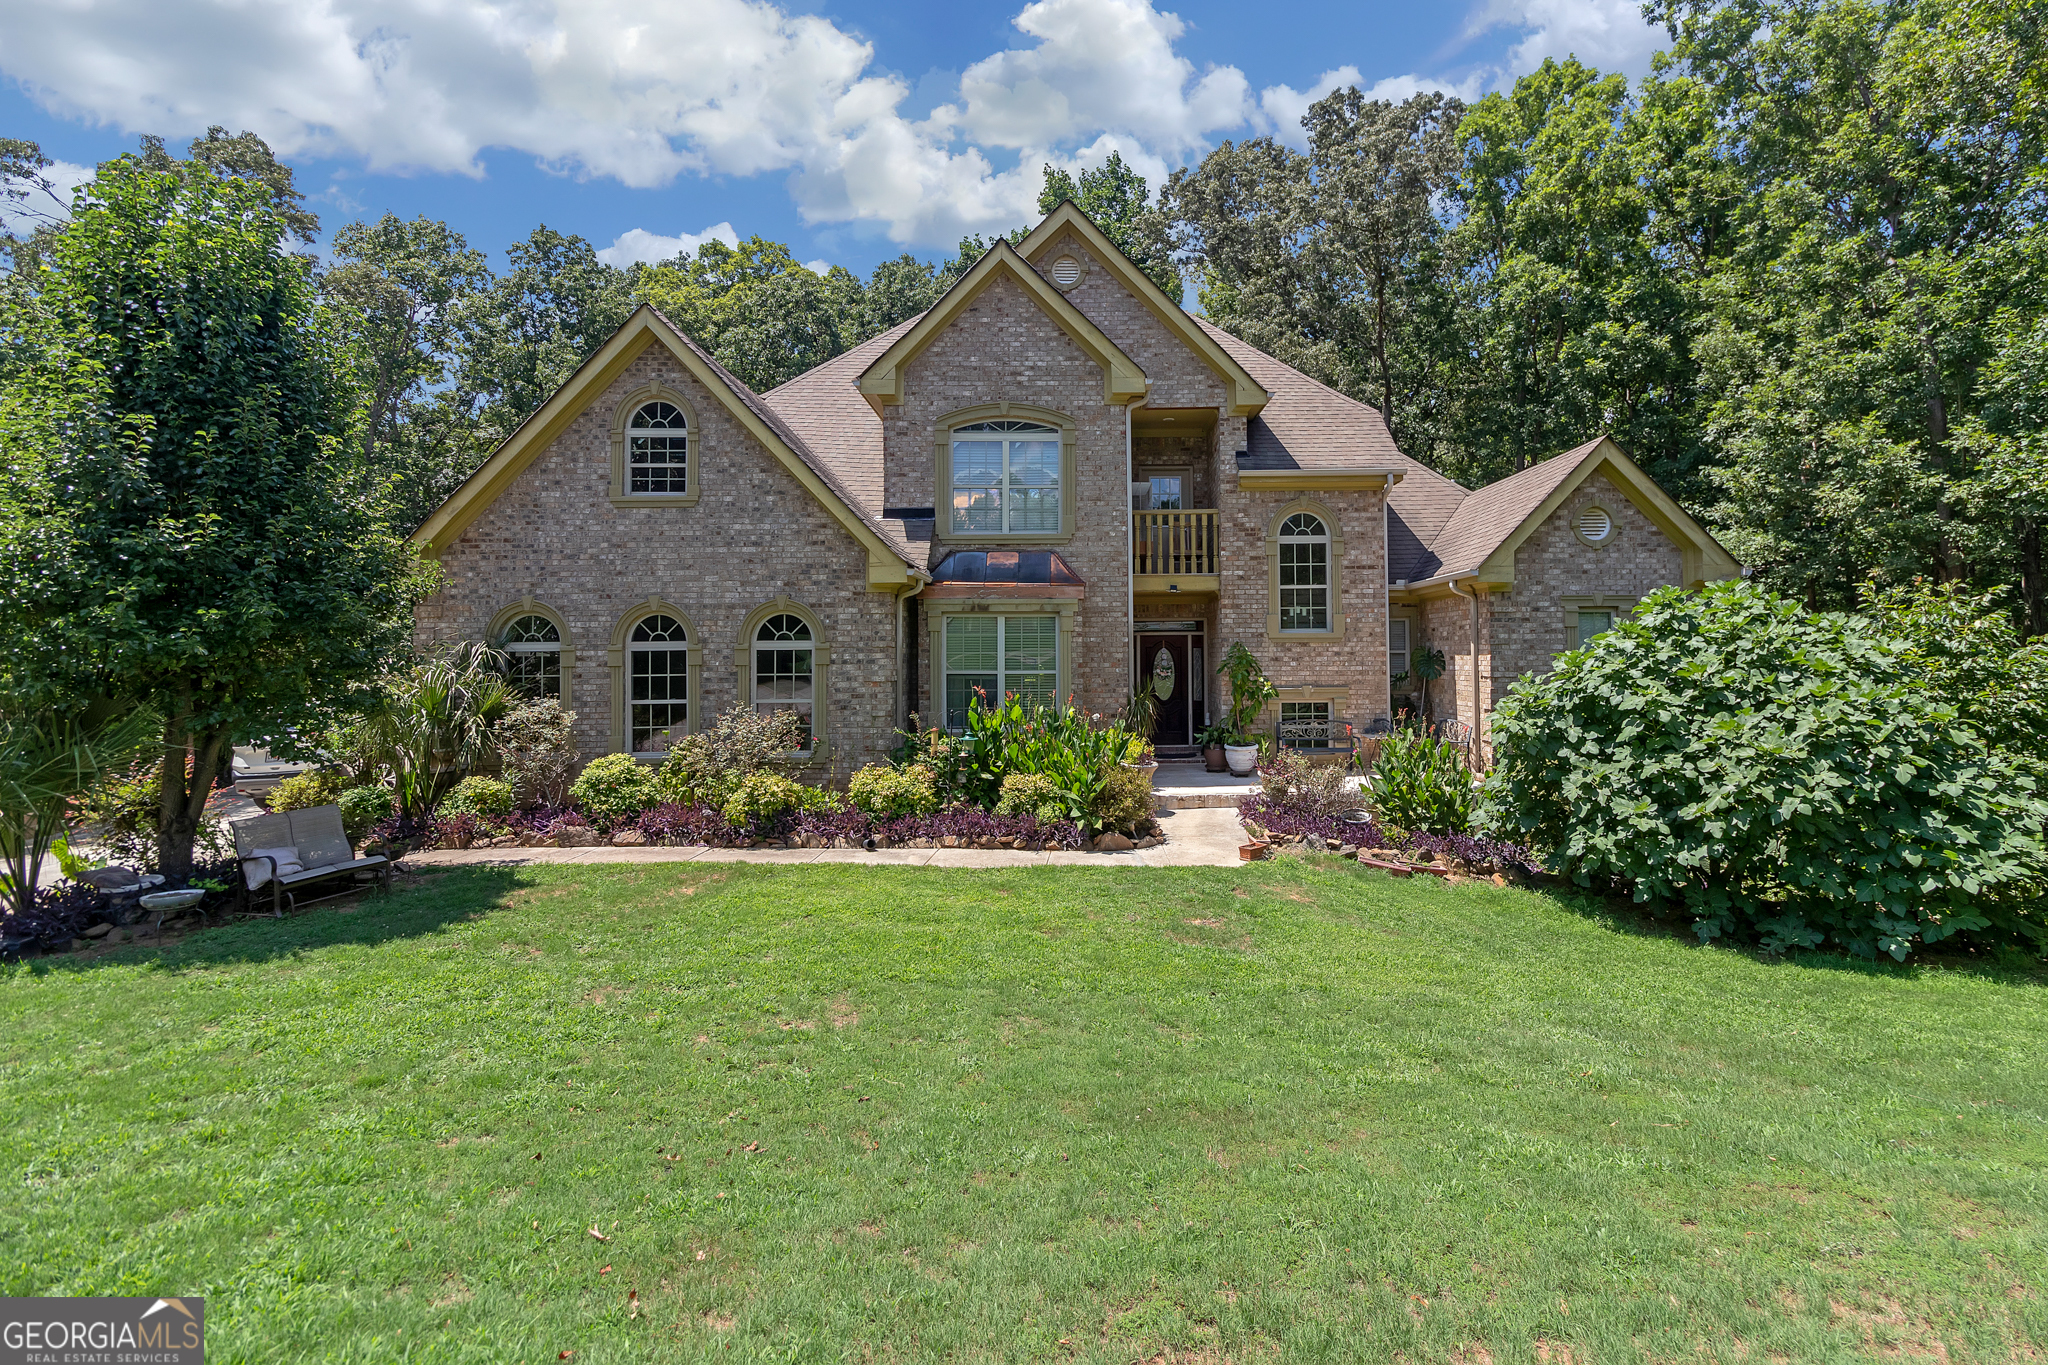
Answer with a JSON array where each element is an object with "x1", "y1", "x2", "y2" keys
[{"x1": 0, "y1": 0, "x2": 1669, "y2": 278}]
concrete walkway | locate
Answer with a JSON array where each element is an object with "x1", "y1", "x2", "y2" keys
[{"x1": 404, "y1": 805, "x2": 1250, "y2": 870}]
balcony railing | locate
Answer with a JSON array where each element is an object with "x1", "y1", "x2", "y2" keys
[{"x1": 1133, "y1": 509, "x2": 1219, "y2": 577}]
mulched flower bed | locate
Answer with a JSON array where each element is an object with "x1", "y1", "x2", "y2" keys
[{"x1": 1237, "y1": 796, "x2": 1540, "y2": 875}]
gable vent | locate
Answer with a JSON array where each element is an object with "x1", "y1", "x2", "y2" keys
[
  {"x1": 1577, "y1": 506, "x2": 1613, "y2": 543},
  {"x1": 1050, "y1": 255, "x2": 1082, "y2": 287}
]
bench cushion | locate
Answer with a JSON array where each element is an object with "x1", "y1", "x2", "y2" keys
[{"x1": 276, "y1": 854, "x2": 388, "y2": 887}]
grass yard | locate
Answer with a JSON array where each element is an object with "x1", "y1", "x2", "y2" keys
[{"x1": 2, "y1": 862, "x2": 2044, "y2": 1364}]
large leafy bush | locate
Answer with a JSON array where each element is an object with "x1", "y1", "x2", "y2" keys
[
  {"x1": 849, "y1": 764, "x2": 940, "y2": 818},
  {"x1": 1260, "y1": 750, "x2": 1354, "y2": 818},
  {"x1": 338, "y1": 786, "x2": 396, "y2": 843},
  {"x1": 437, "y1": 776, "x2": 512, "y2": 822},
  {"x1": 267, "y1": 768, "x2": 348, "y2": 813},
  {"x1": 941, "y1": 695, "x2": 1143, "y2": 830},
  {"x1": 654, "y1": 705, "x2": 805, "y2": 810},
  {"x1": 1484, "y1": 582, "x2": 2048, "y2": 958},
  {"x1": 495, "y1": 699, "x2": 580, "y2": 810}
]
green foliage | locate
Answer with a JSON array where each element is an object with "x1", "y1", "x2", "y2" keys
[
  {"x1": 73, "y1": 761, "x2": 234, "y2": 873},
  {"x1": 267, "y1": 769, "x2": 348, "y2": 813},
  {"x1": 994, "y1": 773, "x2": 1067, "y2": 823},
  {"x1": 1261, "y1": 750, "x2": 1355, "y2": 818},
  {"x1": 652, "y1": 705, "x2": 806, "y2": 811},
  {"x1": 1039, "y1": 152, "x2": 1180, "y2": 298},
  {"x1": 947, "y1": 695, "x2": 1143, "y2": 832},
  {"x1": 352, "y1": 643, "x2": 514, "y2": 821},
  {"x1": 1364, "y1": 730, "x2": 1476, "y2": 835},
  {"x1": 568, "y1": 754, "x2": 661, "y2": 833},
  {"x1": 849, "y1": 764, "x2": 941, "y2": 819},
  {"x1": 0, "y1": 152, "x2": 428, "y2": 877},
  {"x1": 1217, "y1": 643, "x2": 1280, "y2": 745},
  {"x1": 0, "y1": 705, "x2": 161, "y2": 913},
  {"x1": 1483, "y1": 582, "x2": 2048, "y2": 958},
  {"x1": 337, "y1": 785, "x2": 395, "y2": 844},
  {"x1": 1090, "y1": 764, "x2": 1158, "y2": 835},
  {"x1": 437, "y1": 776, "x2": 512, "y2": 822},
  {"x1": 719, "y1": 772, "x2": 812, "y2": 833},
  {"x1": 494, "y1": 698, "x2": 580, "y2": 811},
  {"x1": 1864, "y1": 577, "x2": 2048, "y2": 766}
]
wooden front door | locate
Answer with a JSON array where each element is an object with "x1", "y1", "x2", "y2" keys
[{"x1": 1137, "y1": 633, "x2": 1192, "y2": 746}]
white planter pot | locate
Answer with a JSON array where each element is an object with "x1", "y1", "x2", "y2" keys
[{"x1": 1223, "y1": 744, "x2": 1259, "y2": 777}]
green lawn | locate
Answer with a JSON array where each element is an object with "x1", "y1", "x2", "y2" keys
[{"x1": 3, "y1": 862, "x2": 2043, "y2": 1364}]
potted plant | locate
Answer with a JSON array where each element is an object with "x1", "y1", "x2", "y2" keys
[
  {"x1": 1216, "y1": 642, "x2": 1280, "y2": 777},
  {"x1": 1195, "y1": 721, "x2": 1231, "y2": 773},
  {"x1": 1410, "y1": 646, "x2": 1446, "y2": 725}
]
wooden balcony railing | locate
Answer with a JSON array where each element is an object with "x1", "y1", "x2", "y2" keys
[{"x1": 1132, "y1": 509, "x2": 1219, "y2": 578}]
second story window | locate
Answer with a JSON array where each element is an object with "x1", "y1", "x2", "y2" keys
[
  {"x1": 1278, "y1": 513, "x2": 1331, "y2": 632},
  {"x1": 627, "y1": 401, "x2": 688, "y2": 495},
  {"x1": 950, "y1": 420, "x2": 1060, "y2": 535}
]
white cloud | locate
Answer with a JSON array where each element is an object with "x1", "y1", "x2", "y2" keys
[
  {"x1": 803, "y1": 258, "x2": 833, "y2": 276},
  {"x1": 1466, "y1": 0, "x2": 1669, "y2": 80},
  {"x1": 597, "y1": 221, "x2": 741, "y2": 267},
  {"x1": 0, "y1": 158, "x2": 94, "y2": 233},
  {"x1": 0, "y1": 0, "x2": 1638, "y2": 248}
]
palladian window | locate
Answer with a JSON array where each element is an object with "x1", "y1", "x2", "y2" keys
[
  {"x1": 627, "y1": 401, "x2": 689, "y2": 495},
  {"x1": 627, "y1": 614, "x2": 688, "y2": 751},
  {"x1": 752, "y1": 614, "x2": 815, "y2": 749},
  {"x1": 1278, "y1": 513, "x2": 1331, "y2": 632},
  {"x1": 950, "y1": 421, "x2": 1061, "y2": 534},
  {"x1": 500, "y1": 614, "x2": 562, "y2": 699},
  {"x1": 943, "y1": 615, "x2": 1057, "y2": 729}
]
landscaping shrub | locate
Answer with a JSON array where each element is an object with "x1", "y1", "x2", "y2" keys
[
  {"x1": 1238, "y1": 796, "x2": 1537, "y2": 870},
  {"x1": 267, "y1": 768, "x2": 347, "y2": 813},
  {"x1": 1364, "y1": 730, "x2": 1476, "y2": 834},
  {"x1": 720, "y1": 773, "x2": 811, "y2": 833},
  {"x1": 995, "y1": 773, "x2": 1065, "y2": 823},
  {"x1": 655, "y1": 705, "x2": 806, "y2": 810},
  {"x1": 633, "y1": 803, "x2": 744, "y2": 848},
  {"x1": 569, "y1": 753, "x2": 661, "y2": 831},
  {"x1": 1259, "y1": 750, "x2": 1353, "y2": 817},
  {"x1": 1865, "y1": 577, "x2": 2048, "y2": 767},
  {"x1": 496, "y1": 698, "x2": 580, "y2": 809},
  {"x1": 946, "y1": 694, "x2": 1143, "y2": 828},
  {"x1": 850, "y1": 763, "x2": 940, "y2": 817},
  {"x1": 1090, "y1": 764, "x2": 1157, "y2": 834},
  {"x1": 73, "y1": 762, "x2": 235, "y2": 871},
  {"x1": 437, "y1": 776, "x2": 512, "y2": 823},
  {"x1": 338, "y1": 786, "x2": 396, "y2": 844},
  {"x1": 1483, "y1": 581, "x2": 2048, "y2": 959}
]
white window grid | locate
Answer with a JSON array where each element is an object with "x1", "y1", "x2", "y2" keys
[
  {"x1": 753, "y1": 613, "x2": 815, "y2": 750},
  {"x1": 942, "y1": 615, "x2": 1058, "y2": 730},
  {"x1": 628, "y1": 614, "x2": 688, "y2": 751},
  {"x1": 627, "y1": 401, "x2": 689, "y2": 495},
  {"x1": 950, "y1": 421, "x2": 1061, "y2": 534},
  {"x1": 1278, "y1": 513, "x2": 1330, "y2": 632}
]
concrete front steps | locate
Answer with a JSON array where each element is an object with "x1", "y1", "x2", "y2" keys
[{"x1": 1152, "y1": 761, "x2": 1262, "y2": 810}]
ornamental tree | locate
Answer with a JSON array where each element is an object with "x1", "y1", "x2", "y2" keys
[
  {"x1": 1482, "y1": 581, "x2": 2048, "y2": 959},
  {"x1": 0, "y1": 155, "x2": 430, "y2": 879}
]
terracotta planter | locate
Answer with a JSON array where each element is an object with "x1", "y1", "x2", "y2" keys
[
  {"x1": 1238, "y1": 841, "x2": 1271, "y2": 862},
  {"x1": 1202, "y1": 743, "x2": 1227, "y2": 772},
  {"x1": 1223, "y1": 743, "x2": 1259, "y2": 777}
]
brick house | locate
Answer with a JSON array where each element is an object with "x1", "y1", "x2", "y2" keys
[{"x1": 410, "y1": 202, "x2": 1740, "y2": 776}]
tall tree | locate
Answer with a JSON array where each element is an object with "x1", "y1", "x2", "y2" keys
[
  {"x1": 634, "y1": 236, "x2": 861, "y2": 391},
  {"x1": 1040, "y1": 152, "x2": 1180, "y2": 297},
  {"x1": 1651, "y1": 0, "x2": 2048, "y2": 609},
  {"x1": 0, "y1": 156, "x2": 427, "y2": 877},
  {"x1": 137, "y1": 126, "x2": 320, "y2": 243},
  {"x1": 323, "y1": 215, "x2": 492, "y2": 530}
]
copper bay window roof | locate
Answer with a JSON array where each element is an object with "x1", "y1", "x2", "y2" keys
[{"x1": 921, "y1": 549, "x2": 1087, "y2": 599}]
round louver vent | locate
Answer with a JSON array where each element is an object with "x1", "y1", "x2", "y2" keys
[
  {"x1": 1050, "y1": 255, "x2": 1082, "y2": 287},
  {"x1": 1577, "y1": 506, "x2": 1613, "y2": 544}
]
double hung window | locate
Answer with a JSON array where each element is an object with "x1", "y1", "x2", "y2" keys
[
  {"x1": 627, "y1": 401, "x2": 688, "y2": 495},
  {"x1": 752, "y1": 614, "x2": 814, "y2": 749},
  {"x1": 950, "y1": 421, "x2": 1061, "y2": 534},
  {"x1": 501, "y1": 614, "x2": 562, "y2": 699},
  {"x1": 1575, "y1": 609, "x2": 1614, "y2": 650},
  {"x1": 1388, "y1": 618, "x2": 1411, "y2": 682},
  {"x1": 942, "y1": 615, "x2": 1058, "y2": 729},
  {"x1": 1278, "y1": 513, "x2": 1331, "y2": 632},
  {"x1": 627, "y1": 614, "x2": 688, "y2": 751}
]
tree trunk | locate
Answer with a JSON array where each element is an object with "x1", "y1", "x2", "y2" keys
[{"x1": 156, "y1": 716, "x2": 230, "y2": 882}]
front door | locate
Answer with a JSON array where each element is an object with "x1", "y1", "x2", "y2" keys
[{"x1": 1137, "y1": 633, "x2": 1192, "y2": 746}]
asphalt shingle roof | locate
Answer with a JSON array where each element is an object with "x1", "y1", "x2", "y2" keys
[{"x1": 1405, "y1": 436, "x2": 1606, "y2": 582}]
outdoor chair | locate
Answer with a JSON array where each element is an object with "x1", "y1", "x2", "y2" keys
[{"x1": 231, "y1": 804, "x2": 392, "y2": 917}]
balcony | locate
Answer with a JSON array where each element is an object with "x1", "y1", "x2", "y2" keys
[{"x1": 1132, "y1": 509, "x2": 1220, "y2": 594}]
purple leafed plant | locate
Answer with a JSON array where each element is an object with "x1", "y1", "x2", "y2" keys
[
  {"x1": 634, "y1": 803, "x2": 747, "y2": 848},
  {"x1": 2, "y1": 880, "x2": 108, "y2": 955},
  {"x1": 1238, "y1": 796, "x2": 1539, "y2": 872}
]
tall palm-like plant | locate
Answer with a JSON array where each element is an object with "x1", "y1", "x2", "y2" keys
[
  {"x1": 0, "y1": 705, "x2": 164, "y2": 917},
  {"x1": 354, "y1": 644, "x2": 514, "y2": 820}
]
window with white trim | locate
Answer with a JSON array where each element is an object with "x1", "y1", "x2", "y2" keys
[
  {"x1": 1278, "y1": 513, "x2": 1331, "y2": 631},
  {"x1": 752, "y1": 614, "x2": 814, "y2": 750},
  {"x1": 1389, "y1": 618, "x2": 1410, "y2": 682},
  {"x1": 627, "y1": 401, "x2": 688, "y2": 495},
  {"x1": 942, "y1": 615, "x2": 1058, "y2": 729},
  {"x1": 500, "y1": 614, "x2": 562, "y2": 699},
  {"x1": 950, "y1": 421, "x2": 1061, "y2": 534},
  {"x1": 627, "y1": 614, "x2": 688, "y2": 751}
]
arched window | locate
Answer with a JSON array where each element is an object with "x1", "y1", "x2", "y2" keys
[
  {"x1": 752, "y1": 614, "x2": 815, "y2": 750},
  {"x1": 950, "y1": 420, "x2": 1061, "y2": 534},
  {"x1": 627, "y1": 614, "x2": 688, "y2": 752},
  {"x1": 1278, "y1": 512, "x2": 1331, "y2": 632},
  {"x1": 500, "y1": 613, "x2": 562, "y2": 699},
  {"x1": 627, "y1": 401, "x2": 688, "y2": 495}
]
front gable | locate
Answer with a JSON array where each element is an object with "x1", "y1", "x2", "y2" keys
[{"x1": 412, "y1": 307, "x2": 919, "y2": 590}]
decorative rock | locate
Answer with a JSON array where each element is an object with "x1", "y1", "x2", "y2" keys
[
  {"x1": 83, "y1": 922, "x2": 112, "y2": 939},
  {"x1": 1304, "y1": 834, "x2": 1328, "y2": 852},
  {"x1": 1093, "y1": 832, "x2": 1134, "y2": 853},
  {"x1": 940, "y1": 835, "x2": 960, "y2": 848},
  {"x1": 489, "y1": 835, "x2": 519, "y2": 848},
  {"x1": 1338, "y1": 845, "x2": 1358, "y2": 859},
  {"x1": 557, "y1": 826, "x2": 602, "y2": 848},
  {"x1": 612, "y1": 830, "x2": 647, "y2": 846},
  {"x1": 78, "y1": 866, "x2": 141, "y2": 891}
]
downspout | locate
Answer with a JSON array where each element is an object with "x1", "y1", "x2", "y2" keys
[
  {"x1": 1446, "y1": 576, "x2": 1481, "y2": 760},
  {"x1": 1382, "y1": 487, "x2": 1394, "y2": 728},
  {"x1": 1125, "y1": 403, "x2": 1136, "y2": 703}
]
